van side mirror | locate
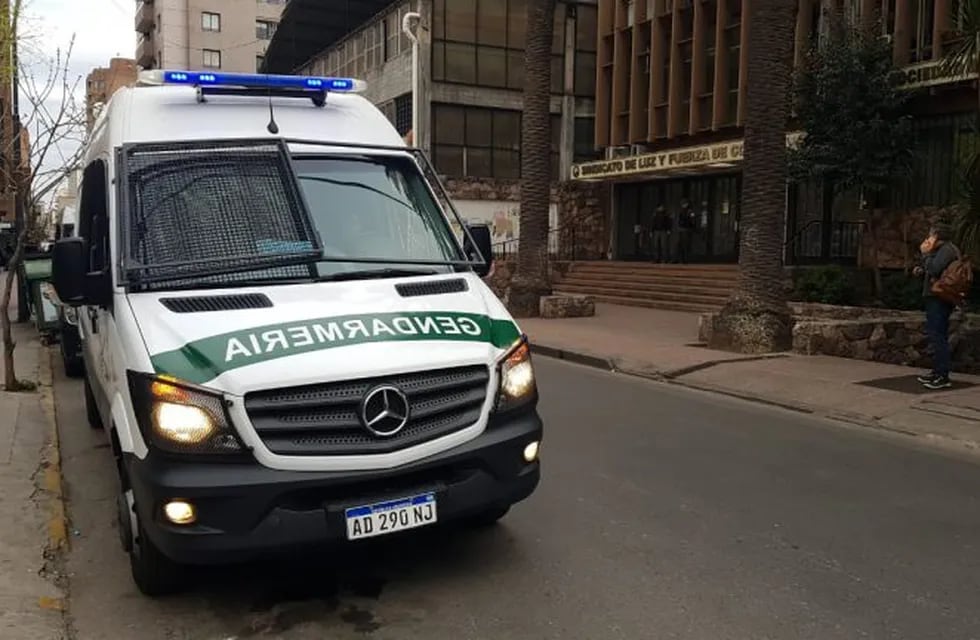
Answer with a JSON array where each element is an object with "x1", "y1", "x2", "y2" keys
[
  {"x1": 52, "y1": 237, "x2": 110, "y2": 307},
  {"x1": 464, "y1": 224, "x2": 494, "y2": 278},
  {"x1": 52, "y1": 238, "x2": 89, "y2": 305}
]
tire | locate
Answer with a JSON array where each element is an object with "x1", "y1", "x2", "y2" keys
[
  {"x1": 61, "y1": 344, "x2": 84, "y2": 378},
  {"x1": 465, "y1": 505, "x2": 510, "y2": 528},
  {"x1": 129, "y1": 517, "x2": 185, "y2": 597},
  {"x1": 83, "y1": 376, "x2": 101, "y2": 430}
]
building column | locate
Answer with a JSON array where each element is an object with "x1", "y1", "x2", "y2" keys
[
  {"x1": 666, "y1": 6, "x2": 683, "y2": 137},
  {"x1": 560, "y1": 6, "x2": 577, "y2": 181},
  {"x1": 418, "y1": 0, "x2": 434, "y2": 157},
  {"x1": 737, "y1": 0, "x2": 749, "y2": 126},
  {"x1": 712, "y1": 0, "x2": 727, "y2": 129},
  {"x1": 795, "y1": 0, "x2": 813, "y2": 67},
  {"x1": 689, "y1": 0, "x2": 706, "y2": 134},
  {"x1": 934, "y1": 0, "x2": 951, "y2": 59},
  {"x1": 893, "y1": 0, "x2": 911, "y2": 65}
]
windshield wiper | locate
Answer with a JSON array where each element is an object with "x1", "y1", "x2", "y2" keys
[{"x1": 317, "y1": 268, "x2": 442, "y2": 282}]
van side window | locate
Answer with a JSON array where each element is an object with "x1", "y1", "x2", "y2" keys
[{"x1": 78, "y1": 160, "x2": 109, "y2": 272}]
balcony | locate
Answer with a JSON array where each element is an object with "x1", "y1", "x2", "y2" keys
[
  {"x1": 136, "y1": 36, "x2": 155, "y2": 68},
  {"x1": 135, "y1": 1, "x2": 154, "y2": 34}
]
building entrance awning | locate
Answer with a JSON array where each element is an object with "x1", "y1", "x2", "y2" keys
[{"x1": 571, "y1": 132, "x2": 804, "y2": 182}]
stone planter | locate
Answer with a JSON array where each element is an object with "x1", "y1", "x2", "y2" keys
[{"x1": 700, "y1": 305, "x2": 980, "y2": 374}]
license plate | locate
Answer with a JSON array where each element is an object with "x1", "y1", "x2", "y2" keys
[{"x1": 344, "y1": 493, "x2": 437, "y2": 540}]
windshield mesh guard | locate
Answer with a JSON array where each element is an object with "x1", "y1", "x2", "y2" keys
[{"x1": 119, "y1": 138, "x2": 322, "y2": 286}]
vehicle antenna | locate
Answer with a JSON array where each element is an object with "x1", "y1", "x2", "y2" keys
[{"x1": 266, "y1": 88, "x2": 279, "y2": 135}]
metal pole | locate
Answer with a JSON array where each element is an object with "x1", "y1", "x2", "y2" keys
[{"x1": 402, "y1": 11, "x2": 421, "y2": 147}]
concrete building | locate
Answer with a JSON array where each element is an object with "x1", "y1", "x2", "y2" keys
[
  {"x1": 85, "y1": 58, "x2": 138, "y2": 131},
  {"x1": 263, "y1": 0, "x2": 600, "y2": 247},
  {"x1": 136, "y1": 0, "x2": 286, "y2": 73},
  {"x1": 570, "y1": 0, "x2": 975, "y2": 270}
]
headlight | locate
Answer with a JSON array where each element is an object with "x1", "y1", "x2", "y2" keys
[
  {"x1": 128, "y1": 372, "x2": 245, "y2": 455},
  {"x1": 62, "y1": 306, "x2": 78, "y2": 326},
  {"x1": 496, "y1": 337, "x2": 537, "y2": 412}
]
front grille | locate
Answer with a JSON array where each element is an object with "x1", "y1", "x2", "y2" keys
[{"x1": 244, "y1": 366, "x2": 490, "y2": 455}]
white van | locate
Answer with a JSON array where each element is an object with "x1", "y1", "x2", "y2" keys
[{"x1": 51, "y1": 70, "x2": 542, "y2": 596}]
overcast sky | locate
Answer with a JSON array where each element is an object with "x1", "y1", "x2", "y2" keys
[{"x1": 20, "y1": 0, "x2": 133, "y2": 200}]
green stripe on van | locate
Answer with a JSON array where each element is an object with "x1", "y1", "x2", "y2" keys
[{"x1": 150, "y1": 311, "x2": 522, "y2": 385}]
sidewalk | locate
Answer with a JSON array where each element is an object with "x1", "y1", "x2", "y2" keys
[
  {"x1": 521, "y1": 304, "x2": 980, "y2": 454},
  {"x1": 0, "y1": 293, "x2": 68, "y2": 637}
]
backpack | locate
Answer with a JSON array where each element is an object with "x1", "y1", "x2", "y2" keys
[{"x1": 931, "y1": 246, "x2": 974, "y2": 307}]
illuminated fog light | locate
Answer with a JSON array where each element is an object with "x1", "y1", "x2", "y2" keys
[
  {"x1": 164, "y1": 500, "x2": 197, "y2": 525},
  {"x1": 523, "y1": 441, "x2": 540, "y2": 463}
]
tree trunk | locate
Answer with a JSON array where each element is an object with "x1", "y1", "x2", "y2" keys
[
  {"x1": 1, "y1": 227, "x2": 27, "y2": 391},
  {"x1": 508, "y1": 0, "x2": 556, "y2": 318},
  {"x1": 708, "y1": 0, "x2": 796, "y2": 353}
]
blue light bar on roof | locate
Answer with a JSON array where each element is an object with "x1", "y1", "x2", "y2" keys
[{"x1": 138, "y1": 69, "x2": 367, "y2": 93}]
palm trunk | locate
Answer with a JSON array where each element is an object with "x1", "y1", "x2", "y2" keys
[
  {"x1": 508, "y1": 0, "x2": 556, "y2": 318},
  {"x1": 708, "y1": 0, "x2": 796, "y2": 353}
]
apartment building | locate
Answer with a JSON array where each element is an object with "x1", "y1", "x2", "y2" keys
[
  {"x1": 86, "y1": 58, "x2": 138, "y2": 131},
  {"x1": 571, "y1": 0, "x2": 974, "y2": 267},
  {"x1": 263, "y1": 0, "x2": 601, "y2": 248},
  {"x1": 136, "y1": 0, "x2": 286, "y2": 73}
]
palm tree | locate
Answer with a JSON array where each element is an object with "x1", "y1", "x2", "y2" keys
[
  {"x1": 508, "y1": 0, "x2": 556, "y2": 318},
  {"x1": 707, "y1": 0, "x2": 797, "y2": 353},
  {"x1": 942, "y1": 0, "x2": 980, "y2": 259}
]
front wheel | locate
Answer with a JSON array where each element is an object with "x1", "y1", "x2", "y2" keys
[
  {"x1": 61, "y1": 338, "x2": 84, "y2": 378},
  {"x1": 126, "y1": 492, "x2": 184, "y2": 598}
]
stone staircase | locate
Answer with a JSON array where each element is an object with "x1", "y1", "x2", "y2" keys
[{"x1": 552, "y1": 262, "x2": 738, "y2": 313}]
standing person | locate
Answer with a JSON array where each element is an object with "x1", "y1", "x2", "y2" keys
[
  {"x1": 651, "y1": 204, "x2": 671, "y2": 264},
  {"x1": 676, "y1": 198, "x2": 697, "y2": 264},
  {"x1": 914, "y1": 223, "x2": 960, "y2": 390}
]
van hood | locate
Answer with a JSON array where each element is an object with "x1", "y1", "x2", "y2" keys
[{"x1": 126, "y1": 274, "x2": 521, "y2": 396}]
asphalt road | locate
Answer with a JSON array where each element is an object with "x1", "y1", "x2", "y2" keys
[{"x1": 54, "y1": 357, "x2": 980, "y2": 640}]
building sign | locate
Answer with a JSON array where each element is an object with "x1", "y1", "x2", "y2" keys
[
  {"x1": 571, "y1": 133, "x2": 804, "y2": 181},
  {"x1": 571, "y1": 140, "x2": 745, "y2": 180},
  {"x1": 895, "y1": 59, "x2": 977, "y2": 90}
]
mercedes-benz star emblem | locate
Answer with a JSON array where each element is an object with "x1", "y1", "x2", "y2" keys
[{"x1": 359, "y1": 385, "x2": 411, "y2": 437}]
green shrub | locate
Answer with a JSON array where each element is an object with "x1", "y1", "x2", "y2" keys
[
  {"x1": 878, "y1": 271, "x2": 923, "y2": 311},
  {"x1": 791, "y1": 266, "x2": 857, "y2": 305}
]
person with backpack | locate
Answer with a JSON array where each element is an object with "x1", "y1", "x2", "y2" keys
[{"x1": 914, "y1": 223, "x2": 965, "y2": 390}]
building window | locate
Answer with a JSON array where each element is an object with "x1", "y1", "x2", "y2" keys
[
  {"x1": 899, "y1": 113, "x2": 979, "y2": 207},
  {"x1": 256, "y1": 20, "x2": 277, "y2": 40},
  {"x1": 431, "y1": 0, "x2": 574, "y2": 93},
  {"x1": 909, "y1": 0, "x2": 935, "y2": 62},
  {"x1": 256, "y1": 55, "x2": 264, "y2": 72},
  {"x1": 202, "y1": 49, "x2": 221, "y2": 68},
  {"x1": 574, "y1": 117, "x2": 599, "y2": 162},
  {"x1": 201, "y1": 11, "x2": 220, "y2": 32},
  {"x1": 433, "y1": 104, "x2": 522, "y2": 179},
  {"x1": 574, "y1": 5, "x2": 597, "y2": 97}
]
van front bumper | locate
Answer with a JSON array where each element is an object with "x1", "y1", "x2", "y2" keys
[{"x1": 124, "y1": 410, "x2": 542, "y2": 565}]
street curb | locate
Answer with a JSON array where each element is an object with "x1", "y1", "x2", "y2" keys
[
  {"x1": 37, "y1": 348, "x2": 68, "y2": 554},
  {"x1": 531, "y1": 344, "x2": 614, "y2": 371},
  {"x1": 530, "y1": 342, "x2": 861, "y2": 421},
  {"x1": 530, "y1": 341, "x2": 980, "y2": 457}
]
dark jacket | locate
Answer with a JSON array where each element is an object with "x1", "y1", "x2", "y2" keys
[{"x1": 922, "y1": 243, "x2": 959, "y2": 298}]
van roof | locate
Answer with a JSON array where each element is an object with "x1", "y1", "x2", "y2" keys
[{"x1": 94, "y1": 84, "x2": 405, "y2": 153}]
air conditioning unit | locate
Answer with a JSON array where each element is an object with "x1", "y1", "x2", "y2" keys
[{"x1": 631, "y1": 144, "x2": 647, "y2": 156}]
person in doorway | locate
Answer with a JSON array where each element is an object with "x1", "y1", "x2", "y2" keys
[
  {"x1": 676, "y1": 199, "x2": 697, "y2": 264},
  {"x1": 651, "y1": 205, "x2": 672, "y2": 263},
  {"x1": 913, "y1": 223, "x2": 960, "y2": 390}
]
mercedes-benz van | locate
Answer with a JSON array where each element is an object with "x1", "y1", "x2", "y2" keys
[{"x1": 51, "y1": 70, "x2": 542, "y2": 596}]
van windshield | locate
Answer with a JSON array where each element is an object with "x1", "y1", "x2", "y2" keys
[
  {"x1": 293, "y1": 156, "x2": 463, "y2": 279},
  {"x1": 122, "y1": 141, "x2": 468, "y2": 290}
]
